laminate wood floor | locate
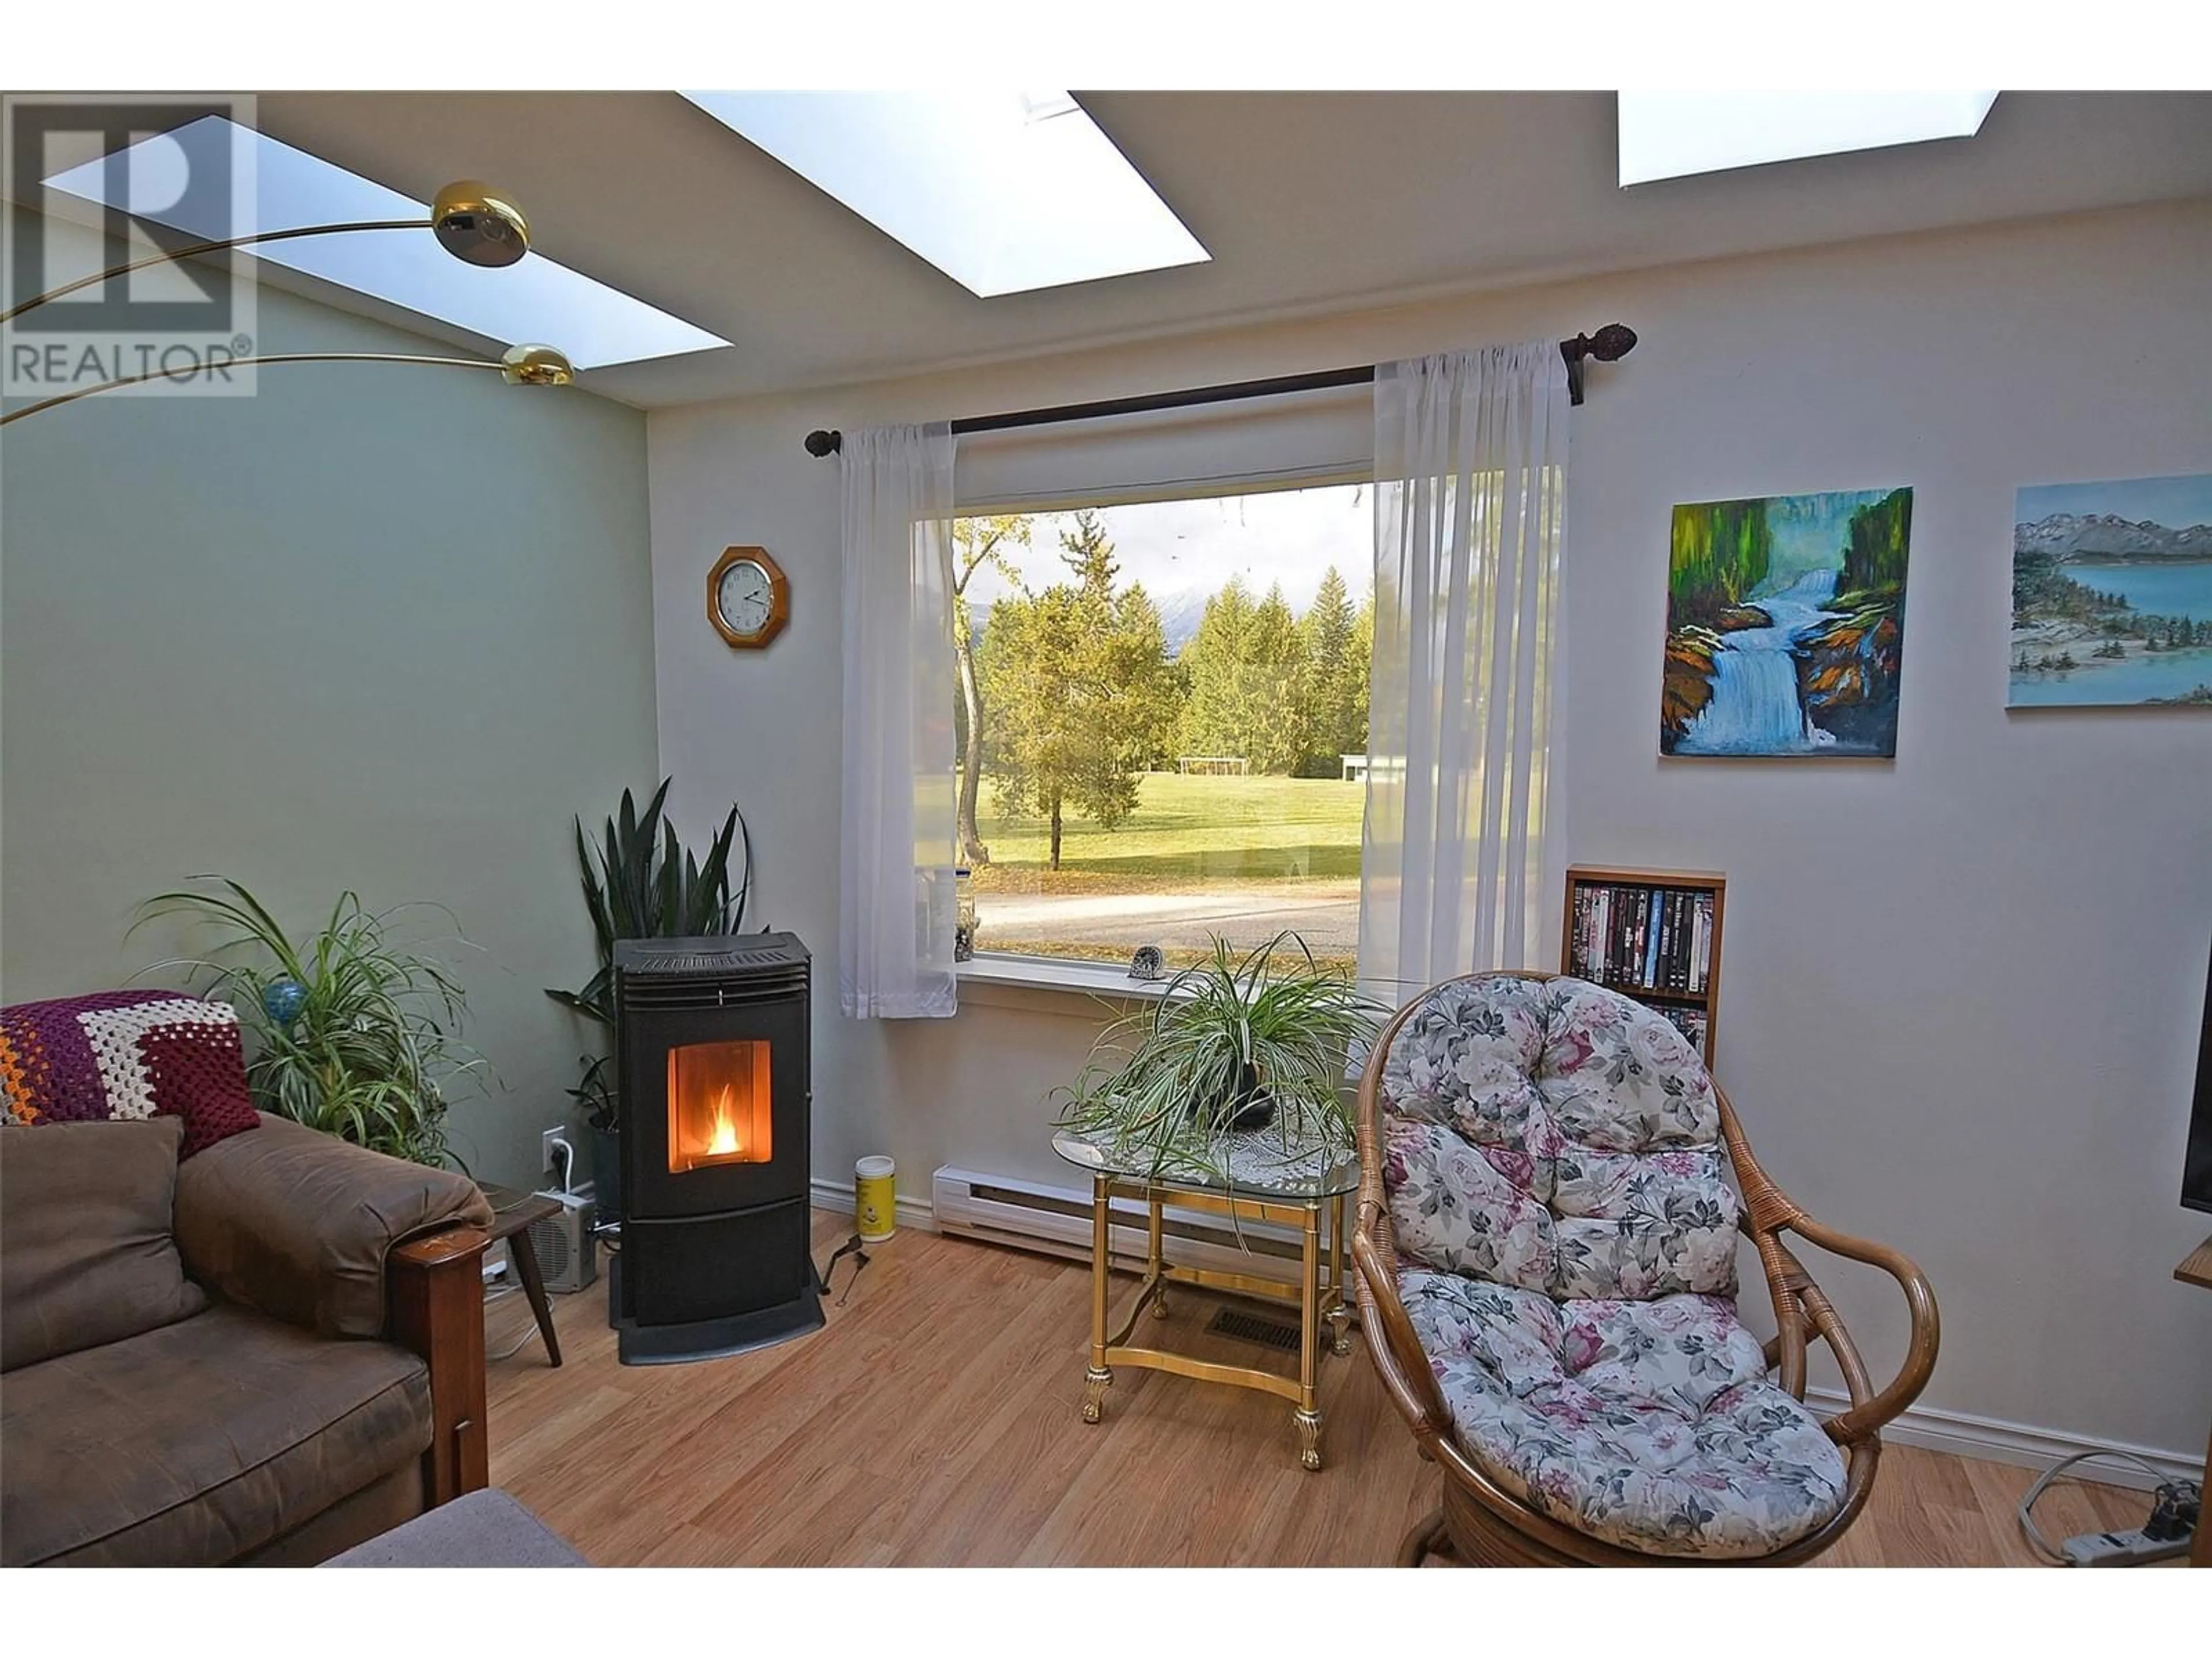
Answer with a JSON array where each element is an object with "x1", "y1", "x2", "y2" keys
[{"x1": 485, "y1": 1212, "x2": 2156, "y2": 1567}]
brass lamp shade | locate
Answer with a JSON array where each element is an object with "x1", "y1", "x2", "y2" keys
[
  {"x1": 501, "y1": 343, "x2": 573, "y2": 386},
  {"x1": 433, "y1": 180, "x2": 531, "y2": 267}
]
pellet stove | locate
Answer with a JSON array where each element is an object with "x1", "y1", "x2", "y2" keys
[{"x1": 609, "y1": 933, "x2": 821, "y2": 1363}]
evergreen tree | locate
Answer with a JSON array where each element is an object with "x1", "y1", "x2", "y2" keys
[
  {"x1": 974, "y1": 513, "x2": 1179, "y2": 870},
  {"x1": 1349, "y1": 586, "x2": 1374, "y2": 761},
  {"x1": 1297, "y1": 566, "x2": 1373, "y2": 775},
  {"x1": 1245, "y1": 585, "x2": 1309, "y2": 776},
  {"x1": 1058, "y1": 506, "x2": 1117, "y2": 591},
  {"x1": 1175, "y1": 578, "x2": 1311, "y2": 775},
  {"x1": 1176, "y1": 578, "x2": 1257, "y2": 764}
]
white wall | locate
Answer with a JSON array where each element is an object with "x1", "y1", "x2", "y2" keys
[
  {"x1": 3, "y1": 268, "x2": 659, "y2": 1188},
  {"x1": 647, "y1": 200, "x2": 2212, "y2": 1457}
]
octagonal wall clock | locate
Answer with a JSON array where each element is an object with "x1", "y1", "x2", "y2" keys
[{"x1": 707, "y1": 546, "x2": 790, "y2": 649}]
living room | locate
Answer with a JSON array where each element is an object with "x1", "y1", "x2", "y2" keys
[{"x1": 3, "y1": 9, "x2": 2209, "y2": 1633}]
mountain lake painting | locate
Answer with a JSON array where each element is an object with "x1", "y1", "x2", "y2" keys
[
  {"x1": 2009, "y1": 472, "x2": 2212, "y2": 709},
  {"x1": 1661, "y1": 487, "x2": 1912, "y2": 757}
]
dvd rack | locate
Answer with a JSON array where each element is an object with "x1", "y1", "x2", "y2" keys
[{"x1": 1560, "y1": 865, "x2": 1726, "y2": 1068}]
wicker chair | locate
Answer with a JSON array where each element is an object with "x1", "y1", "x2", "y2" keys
[{"x1": 1353, "y1": 971, "x2": 1937, "y2": 1566}]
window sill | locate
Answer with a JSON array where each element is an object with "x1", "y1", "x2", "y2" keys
[{"x1": 956, "y1": 953, "x2": 1171, "y2": 1016}]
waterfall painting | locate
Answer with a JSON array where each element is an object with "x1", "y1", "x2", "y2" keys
[
  {"x1": 2008, "y1": 472, "x2": 2212, "y2": 709},
  {"x1": 1660, "y1": 487, "x2": 1912, "y2": 757}
]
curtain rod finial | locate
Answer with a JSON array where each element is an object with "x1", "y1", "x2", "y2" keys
[
  {"x1": 1560, "y1": 324, "x2": 1637, "y2": 407},
  {"x1": 805, "y1": 429, "x2": 842, "y2": 457},
  {"x1": 1586, "y1": 323, "x2": 1637, "y2": 362}
]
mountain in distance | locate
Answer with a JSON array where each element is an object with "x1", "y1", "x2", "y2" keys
[
  {"x1": 2015, "y1": 511, "x2": 2212, "y2": 562},
  {"x1": 1153, "y1": 589, "x2": 1211, "y2": 656}
]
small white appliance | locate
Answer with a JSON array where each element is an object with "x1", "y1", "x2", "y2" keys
[{"x1": 527, "y1": 1190, "x2": 598, "y2": 1294}]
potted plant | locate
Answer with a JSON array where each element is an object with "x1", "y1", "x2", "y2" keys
[
  {"x1": 1057, "y1": 932, "x2": 1381, "y2": 1179},
  {"x1": 136, "y1": 878, "x2": 480, "y2": 1167},
  {"x1": 546, "y1": 778, "x2": 754, "y2": 1213}
]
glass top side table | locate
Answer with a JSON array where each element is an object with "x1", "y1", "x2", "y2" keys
[{"x1": 1051, "y1": 1125, "x2": 1359, "y2": 1471}]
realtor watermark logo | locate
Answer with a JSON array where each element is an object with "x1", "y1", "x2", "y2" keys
[{"x1": 3, "y1": 93, "x2": 259, "y2": 404}]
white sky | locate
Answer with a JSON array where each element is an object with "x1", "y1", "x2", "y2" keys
[{"x1": 961, "y1": 482, "x2": 1372, "y2": 623}]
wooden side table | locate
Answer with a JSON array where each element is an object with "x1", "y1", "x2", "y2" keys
[
  {"x1": 1053, "y1": 1128, "x2": 1356, "y2": 1471},
  {"x1": 2177, "y1": 1234, "x2": 2212, "y2": 1567},
  {"x1": 479, "y1": 1184, "x2": 565, "y2": 1367}
]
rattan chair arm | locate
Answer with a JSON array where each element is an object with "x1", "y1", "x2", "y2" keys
[
  {"x1": 1350, "y1": 1228, "x2": 1456, "y2": 1441},
  {"x1": 1778, "y1": 1210, "x2": 1941, "y2": 1445}
]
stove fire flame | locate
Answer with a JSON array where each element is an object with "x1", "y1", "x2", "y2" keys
[
  {"x1": 666, "y1": 1039, "x2": 771, "y2": 1173},
  {"x1": 706, "y1": 1082, "x2": 742, "y2": 1158}
]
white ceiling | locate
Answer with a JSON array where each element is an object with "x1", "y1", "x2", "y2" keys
[{"x1": 248, "y1": 90, "x2": 2212, "y2": 410}]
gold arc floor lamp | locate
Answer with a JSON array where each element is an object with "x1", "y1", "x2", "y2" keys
[{"x1": 0, "y1": 180, "x2": 574, "y2": 428}]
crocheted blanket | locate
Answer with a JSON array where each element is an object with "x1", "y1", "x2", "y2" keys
[{"x1": 0, "y1": 990, "x2": 259, "y2": 1157}]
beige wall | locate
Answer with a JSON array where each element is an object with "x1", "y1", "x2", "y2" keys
[
  {"x1": 2, "y1": 270, "x2": 660, "y2": 1187},
  {"x1": 646, "y1": 200, "x2": 2212, "y2": 1458}
]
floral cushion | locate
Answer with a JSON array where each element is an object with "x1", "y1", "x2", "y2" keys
[
  {"x1": 1400, "y1": 1269, "x2": 1847, "y2": 1557},
  {"x1": 1378, "y1": 975, "x2": 1845, "y2": 1557},
  {"x1": 1381, "y1": 976, "x2": 1738, "y2": 1300}
]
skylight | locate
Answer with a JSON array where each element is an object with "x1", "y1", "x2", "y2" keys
[
  {"x1": 41, "y1": 116, "x2": 728, "y2": 370},
  {"x1": 1617, "y1": 92, "x2": 1999, "y2": 187},
  {"x1": 680, "y1": 91, "x2": 1210, "y2": 298}
]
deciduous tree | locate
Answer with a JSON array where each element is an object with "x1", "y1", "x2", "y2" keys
[{"x1": 952, "y1": 514, "x2": 1031, "y2": 865}]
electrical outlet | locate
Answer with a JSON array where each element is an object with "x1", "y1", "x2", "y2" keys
[{"x1": 541, "y1": 1126, "x2": 566, "y2": 1186}]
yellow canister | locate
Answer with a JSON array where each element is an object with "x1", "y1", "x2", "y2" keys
[{"x1": 855, "y1": 1155, "x2": 897, "y2": 1243}]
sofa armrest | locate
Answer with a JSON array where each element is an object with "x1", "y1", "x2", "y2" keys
[
  {"x1": 389, "y1": 1226, "x2": 493, "y2": 1505},
  {"x1": 174, "y1": 1112, "x2": 494, "y2": 1339}
]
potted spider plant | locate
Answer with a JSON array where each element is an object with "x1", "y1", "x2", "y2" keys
[
  {"x1": 135, "y1": 878, "x2": 480, "y2": 1168},
  {"x1": 1056, "y1": 932, "x2": 1381, "y2": 1179}
]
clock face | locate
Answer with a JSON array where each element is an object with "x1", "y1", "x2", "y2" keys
[
  {"x1": 707, "y1": 546, "x2": 787, "y2": 648},
  {"x1": 717, "y1": 559, "x2": 774, "y2": 637}
]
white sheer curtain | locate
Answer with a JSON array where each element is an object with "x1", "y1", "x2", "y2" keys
[
  {"x1": 1358, "y1": 343, "x2": 1570, "y2": 1003},
  {"x1": 838, "y1": 423, "x2": 960, "y2": 1018}
]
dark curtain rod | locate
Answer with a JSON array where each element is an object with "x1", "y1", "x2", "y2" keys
[{"x1": 801, "y1": 324, "x2": 1635, "y2": 457}]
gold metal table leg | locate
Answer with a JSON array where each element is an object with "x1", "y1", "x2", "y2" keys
[
  {"x1": 1082, "y1": 1172, "x2": 1112, "y2": 1423},
  {"x1": 1147, "y1": 1190, "x2": 1169, "y2": 1319},
  {"x1": 1294, "y1": 1199, "x2": 1324, "y2": 1471},
  {"x1": 1328, "y1": 1190, "x2": 1353, "y2": 1355}
]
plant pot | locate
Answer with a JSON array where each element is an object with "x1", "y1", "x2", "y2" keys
[
  {"x1": 591, "y1": 1123, "x2": 623, "y2": 1223},
  {"x1": 1192, "y1": 1060, "x2": 1276, "y2": 1134},
  {"x1": 1225, "y1": 1093, "x2": 1277, "y2": 1133}
]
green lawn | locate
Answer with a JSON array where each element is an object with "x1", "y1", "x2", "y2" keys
[{"x1": 972, "y1": 771, "x2": 1363, "y2": 893}]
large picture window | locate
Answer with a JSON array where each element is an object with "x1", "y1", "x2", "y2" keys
[{"x1": 955, "y1": 483, "x2": 1372, "y2": 974}]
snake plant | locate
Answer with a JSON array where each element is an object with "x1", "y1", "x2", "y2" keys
[{"x1": 545, "y1": 778, "x2": 755, "y2": 1131}]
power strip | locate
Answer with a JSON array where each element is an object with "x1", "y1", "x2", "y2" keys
[
  {"x1": 2021, "y1": 1455, "x2": 2199, "y2": 1566},
  {"x1": 2059, "y1": 1527, "x2": 2191, "y2": 1567}
]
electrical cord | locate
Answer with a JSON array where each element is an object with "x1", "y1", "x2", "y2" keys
[
  {"x1": 482, "y1": 1270, "x2": 556, "y2": 1362},
  {"x1": 479, "y1": 1237, "x2": 550, "y2": 1361},
  {"x1": 487, "y1": 1311, "x2": 545, "y2": 1363},
  {"x1": 2017, "y1": 1450, "x2": 2200, "y2": 1563},
  {"x1": 486, "y1": 1135, "x2": 577, "y2": 1363}
]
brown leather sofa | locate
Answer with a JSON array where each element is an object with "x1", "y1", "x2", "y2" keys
[{"x1": 1, "y1": 1112, "x2": 493, "y2": 1566}]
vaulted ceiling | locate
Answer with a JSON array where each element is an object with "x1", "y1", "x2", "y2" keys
[{"x1": 252, "y1": 90, "x2": 2212, "y2": 409}]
